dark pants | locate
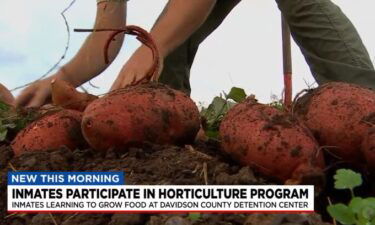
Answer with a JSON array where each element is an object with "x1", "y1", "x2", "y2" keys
[{"x1": 158, "y1": 0, "x2": 375, "y2": 94}]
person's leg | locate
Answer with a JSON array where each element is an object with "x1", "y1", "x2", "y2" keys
[
  {"x1": 158, "y1": 0, "x2": 241, "y2": 94},
  {"x1": 276, "y1": 0, "x2": 375, "y2": 89}
]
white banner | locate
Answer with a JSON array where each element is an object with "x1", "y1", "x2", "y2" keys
[{"x1": 8, "y1": 185, "x2": 314, "y2": 213}]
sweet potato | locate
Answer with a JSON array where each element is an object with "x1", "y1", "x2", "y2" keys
[
  {"x1": 220, "y1": 97, "x2": 325, "y2": 182},
  {"x1": 361, "y1": 126, "x2": 375, "y2": 171},
  {"x1": 295, "y1": 82, "x2": 375, "y2": 163},
  {"x1": 51, "y1": 79, "x2": 98, "y2": 112},
  {"x1": 11, "y1": 109, "x2": 86, "y2": 155},
  {"x1": 82, "y1": 83, "x2": 200, "y2": 151},
  {"x1": 0, "y1": 83, "x2": 15, "y2": 106}
]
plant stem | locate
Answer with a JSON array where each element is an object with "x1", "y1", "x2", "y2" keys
[
  {"x1": 327, "y1": 197, "x2": 337, "y2": 225},
  {"x1": 350, "y1": 188, "x2": 355, "y2": 198}
]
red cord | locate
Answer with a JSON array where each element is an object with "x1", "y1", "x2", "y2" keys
[{"x1": 75, "y1": 26, "x2": 160, "y2": 86}]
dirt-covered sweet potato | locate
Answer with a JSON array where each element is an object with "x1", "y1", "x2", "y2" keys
[
  {"x1": 11, "y1": 109, "x2": 86, "y2": 155},
  {"x1": 0, "y1": 83, "x2": 14, "y2": 106},
  {"x1": 51, "y1": 79, "x2": 98, "y2": 112},
  {"x1": 82, "y1": 83, "x2": 200, "y2": 151},
  {"x1": 220, "y1": 97, "x2": 325, "y2": 182},
  {"x1": 361, "y1": 126, "x2": 375, "y2": 171},
  {"x1": 295, "y1": 82, "x2": 375, "y2": 163}
]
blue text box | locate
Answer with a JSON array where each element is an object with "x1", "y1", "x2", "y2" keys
[{"x1": 7, "y1": 171, "x2": 125, "y2": 185}]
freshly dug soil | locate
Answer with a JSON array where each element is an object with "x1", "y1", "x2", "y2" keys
[{"x1": 0, "y1": 142, "x2": 330, "y2": 225}]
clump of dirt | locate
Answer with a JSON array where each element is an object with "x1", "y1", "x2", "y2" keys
[{"x1": 0, "y1": 142, "x2": 330, "y2": 225}]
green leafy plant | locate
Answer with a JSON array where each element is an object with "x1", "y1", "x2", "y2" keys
[
  {"x1": 268, "y1": 94, "x2": 284, "y2": 111},
  {"x1": 327, "y1": 169, "x2": 375, "y2": 225},
  {"x1": 0, "y1": 101, "x2": 40, "y2": 142},
  {"x1": 200, "y1": 87, "x2": 247, "y2": 139},
  {"x1": 0, "y1": 101, "x2": 14, "y2": 142},
  {"x1": 269, "y1": 101, "x2": 284, "y2": 111},
  {"x1": 0, "y1": 119, "x2": 16, "y2": 142},
  {"x1": 188, "y1": 213, "x2": 201, "y2": 221}
]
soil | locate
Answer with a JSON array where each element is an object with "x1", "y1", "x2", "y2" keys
[{"x1": 0, "y1": 141, "x2": 332, "y2": 225}]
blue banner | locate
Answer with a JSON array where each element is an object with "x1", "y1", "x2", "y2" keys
[{"x1": 8, "y1": 171, "x2": 125, "y2": 185}]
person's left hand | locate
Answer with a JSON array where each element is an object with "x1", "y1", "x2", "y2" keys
[{"x1": 110, "y1": 45, "x2": 164, "y2": 91}]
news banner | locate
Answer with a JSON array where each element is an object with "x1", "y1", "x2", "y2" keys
[{"x1": 7, "y1": 172, "x2": 314, "y2": 213}]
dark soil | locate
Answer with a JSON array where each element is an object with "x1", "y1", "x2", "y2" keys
[{"x1": 0, "y1": 142, "x2": 330, "y2": 225}]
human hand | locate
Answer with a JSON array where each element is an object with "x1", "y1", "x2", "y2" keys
[
  {"x1": 15, "y1": 76, "x2": 57, "y2": 108},
  {"x1": 0, "y1": 83, "x2": 15, "y2": 106},
  {"x1": 110, "y1": 45, "x2": 163, "y2": 91}
]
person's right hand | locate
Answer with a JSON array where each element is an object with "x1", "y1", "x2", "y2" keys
[
  {"x1": 110, "y1": 45, "x2": 164, "y2": 91},
  {"x1": 15, "y1": 76, "x2": 56, "y2": 108}
]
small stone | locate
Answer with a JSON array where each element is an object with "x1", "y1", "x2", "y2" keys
[
  {"x1": 22, "y1": 157, "x2": 37, "y2": 168},
  {"x1": 215, "y1": 172, "x2": 233, "y2": 184},
  {"x1": 165, "y1": 216, "x2": 191, "y2": 225},
  {"x1": 237, "y1": 167, "x2": 257, "y2": 184}
]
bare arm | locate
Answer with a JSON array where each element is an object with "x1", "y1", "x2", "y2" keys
[
  {"x1": 151, "y1": 0, "x2": 217, "y2": 58},
  {"x1": 16, "y1": 0, "x2": 127, "y2": 107},
  {"x1": 60, "y1": 0, "x2": 127, "y2": 86},
  {"x1": 111, "y1": 0, "x2": 217, "y2": 89}
]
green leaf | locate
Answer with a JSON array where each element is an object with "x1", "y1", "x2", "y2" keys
[
  {"x1": 200, "y1": 87, "x2": 244, "y2": 141},
  {"x1": 188, "y1": 213, "x2": 201, "y2": 221},
  {"x1": 200, "y1": 96, "x2": 229, "y2": 139},
  {"x1": 0, "y1": 128, "x2": 7, "y2": 142},
  {"x1": 0, "y1": 101, "x2": 10, "y2": 111},
  {"x1": 205, "y1": 97, "x2": 226, "y2": 118},
  {"x1": 227, "y1": 87, "x2": 247, "y2": 103},
  {"x1": 202, "y1": 97, "x2": 235, "y2": 126},
  {"x1": 362, "y1": 206, "x2": 375, "y2": 220},
  {"x1": 334, "y1": 169, "x2": 362, "y2": 190},
  {"x1": 364, "y1": 198, "x2": 375, "y2": 208},
  {"x1": 211, "y1": 97, "x2": 227, "y2": 117},
  {"x1": 327, "y1": 204, "x2": 356, "y2": 225},
  {"x1": 349, "y1": 198, "x2": 375, "y2": 224},
  {"x1": 349, "y1": 197, "x2": 364, "y2": 214},
  {"x1": 269, "y1": 101, "x2": 284, "y2": 111},
  {"x1": 361, "y1": 198, "x2": 375, "y2": 221}
]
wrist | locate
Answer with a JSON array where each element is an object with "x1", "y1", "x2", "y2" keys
[
  {"x1": 142, "y1": 32, "x2": 168, "y2": 58},
  {"x1": 138, "y1": 44, "x2": 165, "y2": 63},
  {"x1": 53, "y1": 67, "x2": 82, "y2": 88},
  {"x1": 152, "y1": 38, "x2": 169, "y2": 59}
]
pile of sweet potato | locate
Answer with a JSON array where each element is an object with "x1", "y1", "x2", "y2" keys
[
  {"x1": 11, "y1": 109, "x2": 85, "y2": 155},
  {"x1": 10, "y1": 80, "x2": 200, "y2": 155},
  {"x1": 294, "y1": 82, "x2": 375, "y2": 169},
  {"x1": 6, "y1": 79, "x2": 375, "y2": 183},
  {"x1": 220, "y1": 97, "x2": 325, "y2": 183},
  {"x1": 82, "y1": 83, "x2": 200, "y2": 151},
  {"x1": 220, "y1": 82, "x2": 375, "y2": 182},
  {"x1": 8, "y1": 25, "x2": 199, "y2": 155}
]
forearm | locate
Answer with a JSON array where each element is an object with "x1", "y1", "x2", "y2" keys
[
  {"x1": 59, "y1": 0, "x2": 127, "y2": 87},
  {"x1": 150, "y1": 0, "x2": 217, "y2": 58}
]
